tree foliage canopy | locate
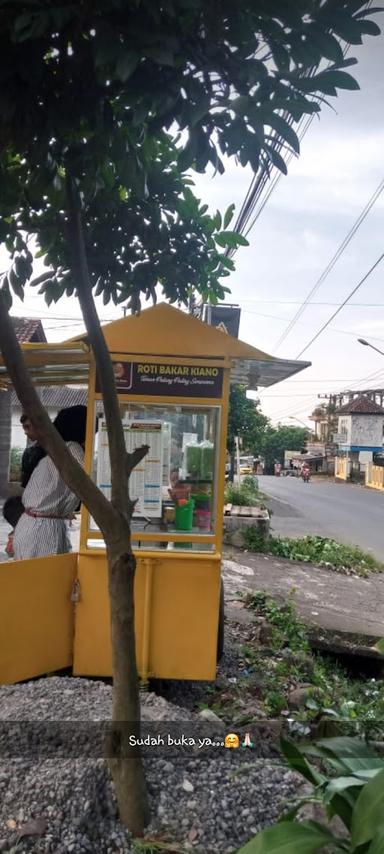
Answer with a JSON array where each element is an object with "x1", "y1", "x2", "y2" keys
[
  {"x1": 227, "y1": 385, "x2": 269, "y2": 454},
  {"x1": 227, "y1": 388, "x2": 308, "y2": 469},
  {"x1": 0, "y1": 0, "x2": 380, "y2": 311},
  {"x1": 261, "y1": 424, "x2": 308, "y2": 471}
]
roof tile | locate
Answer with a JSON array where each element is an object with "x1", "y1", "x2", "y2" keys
[
  {"x1": 11, "y1": 317, "x2": 46, "y2": 343},
  {"x1": 337, "y1": 395, "x2": 384, "y2": 415},
  {"x1": 11, "y1": 386, "x2": 88, "y2": 409}
]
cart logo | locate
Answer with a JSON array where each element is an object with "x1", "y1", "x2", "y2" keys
[{"x1": 216, "y1": 321, "x2": 229, "y2": 334}]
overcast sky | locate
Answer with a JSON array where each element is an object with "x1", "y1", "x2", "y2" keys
[{"x1": 7, "y1": 23, "x2": 384, "y2": 426}]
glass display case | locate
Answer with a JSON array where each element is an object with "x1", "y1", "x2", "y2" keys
[{"x1": 86, "y1": 402, "x2": 220, "y2": 551}]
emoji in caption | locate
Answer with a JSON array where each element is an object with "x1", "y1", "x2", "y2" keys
[{"x1": 224, "y1": 733, "x2": 240, "y2": 749}]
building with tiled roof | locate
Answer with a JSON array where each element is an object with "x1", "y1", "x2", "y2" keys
[
  {"x1": 11, "y1": 386, "x2": 87, "y2": 410},
  {"x1": 337, "y1": 395, "x2": 384, "y2": 416},
  {"x1": 336, "y1": 394, "x2": 384, "y2": 479},
  {"x1": 11, "y1": 317, "x2": 46, "y2": 344},
  {"x1": 11, "y1": 386, "x2": 88, "y2": 450}
]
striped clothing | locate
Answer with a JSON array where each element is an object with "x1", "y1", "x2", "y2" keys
[{"x1": 13, "y1": 441, "x2": 84, "y2": 560}]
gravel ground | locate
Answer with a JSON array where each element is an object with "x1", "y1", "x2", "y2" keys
[{"x1": 0, "y1": 677, "x2": 301, "y2": 854}]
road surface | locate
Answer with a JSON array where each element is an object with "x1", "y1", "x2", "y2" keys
[{"x1": 258, "y1": 475, "x2": 384, "y2": 561}]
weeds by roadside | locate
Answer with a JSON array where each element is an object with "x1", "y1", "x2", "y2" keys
[
  {"x1": 197, "y1": 590, "x2": 384, "y2": 740},
  {"x1": 244, "y1": 591, "x2": 384, "y2": 734},
  {"x1": 243, "y1": 530, "x2": 383, "y2": 577},
  {"x1": 224, "y1": 476, "x2": 260, "y2": 507}
]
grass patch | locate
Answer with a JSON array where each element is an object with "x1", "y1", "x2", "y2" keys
[
  {"x1": 224, "y1": 475, "x2": 259, "y2": 507},
  {"x1": 243, "y1": 530, "x2": 383, "y2": 576},
  {"x1": 243, "y1": 591, "x2": 384, "y2": 734},
  {"x1": 201, "y1": 590, "x2": 384, "y2": 739}
]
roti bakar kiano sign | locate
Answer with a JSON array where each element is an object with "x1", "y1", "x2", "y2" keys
[{"x1": 95, "y1": 361, "x2": 224, "y2": 398}]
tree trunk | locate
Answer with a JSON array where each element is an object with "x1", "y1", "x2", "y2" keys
[
  {"x1": 0, "y1": 389, "x2": 11, "y2": 497},
  {"x1": 65, "y1": 175, "x2": 149, "y2": 833},
  {"x1": 0, "y1": 294, "x2": 150, "y2": 833},
  {"x1": 0, "y1": 184, "x2": 151, "y2": 833},
  {"x1": 107, "y1": 547, "x2": 149, "y2": 832}
]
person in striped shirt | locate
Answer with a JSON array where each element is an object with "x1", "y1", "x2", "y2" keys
[{"x1": 13, "y1": 405, "x2": 87, "y2": 561}]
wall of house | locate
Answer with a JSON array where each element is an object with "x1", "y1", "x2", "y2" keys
[
  {"x1": 338, "y1": 416, "x2": 352, "y2": 444},
  {"x1": 350, "y1": 414, "x2": 384, "y2": 450}
]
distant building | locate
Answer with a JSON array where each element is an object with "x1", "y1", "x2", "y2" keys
[
  {"x1": 0, "y1": 318, "x2": 47, "y2": 495},
  {"x1": 309, "y1": 404, "x2": 338, "y2": 444},
  {"x1": 336, "y1": 395, "x2": 384, "y2": 476},
  {"x1": 11, "y1": 386, "x2": 88, "y2": 449}
]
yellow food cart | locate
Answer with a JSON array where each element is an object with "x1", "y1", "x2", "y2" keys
[{"x1": 0, "y1": 304, "x2": 310, "y2": 684}]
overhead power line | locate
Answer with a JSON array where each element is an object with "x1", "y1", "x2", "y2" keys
[
  {"x1": 228, "y1": 24, "x2": 361, "y2": 253},
  {"x1": 229, "y1": 111, "x2": 317, "y2": 251},
  {"x1": 295, "y1": 251, "x2": 384, "y2": 359},
  {"x1": 240, "y1": 300, "x2": 384, "y2": 307},
  {"x1": 273, "y1": 176, "x2": 384, "y2": 351}
]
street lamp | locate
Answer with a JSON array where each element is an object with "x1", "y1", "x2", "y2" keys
[{"x1": 358, "y1": 338, "x2": 384, "y2": 358}]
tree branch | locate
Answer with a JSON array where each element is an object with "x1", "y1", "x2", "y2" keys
[
  {"x1": 0, "y1": 292, "x2": 118, "y2": 537},
  {"x1": 126, "y1": 445, "x2": 150, "y2": 477},
  {"x1": 65, "y1": 172, "x2": 130, "y2": 515}
]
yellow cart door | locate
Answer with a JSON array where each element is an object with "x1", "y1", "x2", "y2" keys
[{"x1": 0, "y1": 554, "x2": 77, "y2": 684}]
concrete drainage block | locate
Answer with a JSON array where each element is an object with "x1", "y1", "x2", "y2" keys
[{"x1": 223, "y1": 506, "x2": 270, "y2": 548}]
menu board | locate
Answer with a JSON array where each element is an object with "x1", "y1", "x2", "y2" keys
[{"x1": 96, "y1": 420, "x2": 164, "y2": 517}]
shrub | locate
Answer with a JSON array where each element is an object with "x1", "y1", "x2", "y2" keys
[
  {"x1": 224, "y1": 476, "x2": 259, "y2": 507},
  {"x1": 242, "y1": 475, "x2": 259, "y2": 492},
  {"x1": 236, "y1": 736, "x2": 384, "y2": 853},
  {"x1": 243, "y1": 531, "x2": 382, "y2": 577}
]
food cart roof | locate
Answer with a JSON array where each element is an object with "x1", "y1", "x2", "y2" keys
[{"x1": 0, "y1": 303, "x2": 310, "y2": 390}]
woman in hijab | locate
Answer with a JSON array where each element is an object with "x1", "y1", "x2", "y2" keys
[{"x1": 13, "y1": 405, "x2": 87, "y2": 560}]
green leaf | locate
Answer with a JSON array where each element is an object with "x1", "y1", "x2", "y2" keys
[
  {"x1": 44, "y1": 290, "x2": 54, "y2": 308},
  {"x1": 265, "y1": 114, "x2": 300, "y2": 155},
  {"x1": 323, "y1": 70, "x2": 360, "y2": 92},
  {"x1": 307, "y1": 28, "x2": 344, "y2": 65},
  {"x1": 212, "y1": 210, "x2": 222, "y2": 231},
  {"x1": 351, "y1": 768, "x2": 384, "y2": 848},
  {"x1": 324, "y1": 775, "x2": 364, "y2": 803},
  {"x1": 14, "y1": 255, "x2": 28, "y2": 283},
  {"x1": 355, "y1": 19, "x2": 381, "y2": 37},
  {"x1": 316, "y1": 738, "x2": 384, "y2": 773},
  {"x1": 223, "y1": 203, "x2": 236, "y2": 229},
  {"x1": 327, "y1": 791, "x2": 354, "y2": 831},
  {"x1": 367, "y1": 824, "x2": 384, "y2": 853},
  {"x1": 264, "y1": 143, "x2": 288, "y2": 175},
  {"x1": 355, "y1": 769, "x2": 384, "y2": 781},
  {"x1": 231, "y1": 96, "x2": 251, "y2": 116},
  {"x1": 373, "y1": 638, "x2": 384, "y2": 655},
  {"x1": 178, "y1": 132, "x2": 198, "y2": 172},
  {"x1": 9, "y1": 268, "x2": 24, "y2": 300},
  {"x1": 115, "y1": 51, "x2": 140, "y2": 82},
  {"x1": 214, "y1": 231, "x2": 248, "y2": 249},
  {"x1": 235, "y1": 820, "x2": 340, "y2": 853},
  {"x1": 188, "y1": 95, "x2": 211, "y2": 127},
  {"x1": 145, "y1": 46, "x2": 175, "y2": 66},
  {"x1": 280, "y1": 737, "x2": 326, "y2": 787}
]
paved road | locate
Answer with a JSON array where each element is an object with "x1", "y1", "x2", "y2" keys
[{"x1": 258, "y1": 475, "x2": 384, "y2": 561}]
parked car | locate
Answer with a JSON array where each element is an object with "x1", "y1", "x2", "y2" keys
[{"x1": 239, "y1": 463, "x2": 253, "y2": 475}]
